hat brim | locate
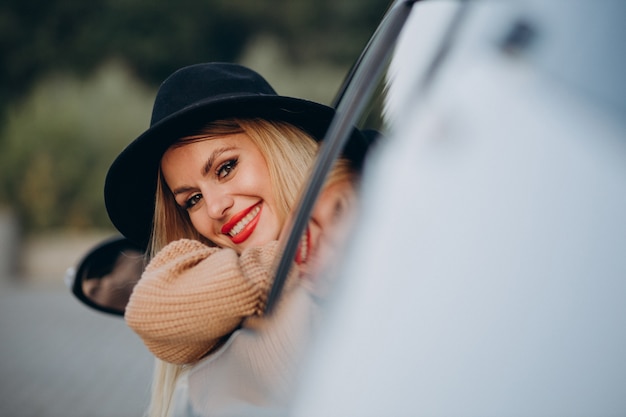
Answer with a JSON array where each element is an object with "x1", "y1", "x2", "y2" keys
[{"x1": 105, "y1": 94, "x2": 359, "y2": 247}]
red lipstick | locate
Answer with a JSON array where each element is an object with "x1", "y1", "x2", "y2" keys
[
  {"x1": 221, "y1": 203, "x2": 262, "y2": 244},
  {"x1": 295, "y1": 227, "x2": 311, "y2": 265}
]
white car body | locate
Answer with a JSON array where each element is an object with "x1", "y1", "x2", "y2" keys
[{"x1": 292, "y1": 1, "x2": 626, "y2": 416}]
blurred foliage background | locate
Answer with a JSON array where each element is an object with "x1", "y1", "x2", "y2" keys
[{"x1": 0, "y1": 0, "x2": 390, "y2": 235}]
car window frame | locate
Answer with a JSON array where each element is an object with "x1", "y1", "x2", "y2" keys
[{"x1": 265, "y1": 0, "x2": 421, "y2": 313}]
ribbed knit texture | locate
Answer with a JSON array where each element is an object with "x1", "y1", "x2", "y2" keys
[
  {"x1": 125, "y1": 239, "x2": 297, "y2": 365},
  {"x1": 186, "y1": 285, "x2": 319, "y2": 414}
]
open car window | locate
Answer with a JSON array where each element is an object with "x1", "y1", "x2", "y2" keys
[
  {"x1": 265, "y1": 0, "x2": 416, "y2": 312},
  {"x1": 266, "y1": 0, "x2": 467, "y2": 312}
]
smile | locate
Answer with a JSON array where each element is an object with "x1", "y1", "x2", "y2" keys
[
  {"x1": 228, "y1": 205, "x2": 260, "y2": 237},
  {"x1": 295, "y1": 227, "x2": 310, "y2": 264},
  {"x1": 221, "y1": 204, "x2": 262, "y2": 244}
]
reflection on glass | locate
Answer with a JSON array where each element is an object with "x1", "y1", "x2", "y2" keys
[
  {"x1": 80, "y1": 247, "x2": 144, "y2": 312},
  {"x1": 69, "y1": 236, "x2": 145, "y2": 316}
]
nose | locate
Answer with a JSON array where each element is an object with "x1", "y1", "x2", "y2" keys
[{"x1": 204, "y1": 188, "x2": 234, "y2": 220}]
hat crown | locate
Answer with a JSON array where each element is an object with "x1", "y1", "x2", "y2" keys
[{"x1": 150, "y1": 63, "x2": 277, "y2": 126}]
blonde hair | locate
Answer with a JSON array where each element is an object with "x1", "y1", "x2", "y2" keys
[{"x1": 146, "y1": 118, "x2": 355, "y2": 417}]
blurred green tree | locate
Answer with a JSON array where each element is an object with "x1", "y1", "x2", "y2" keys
[
  {"x1": 0, "y1": 0, "x2": 389, "y2": 119},
  {"x1": 0, "y1": 62, "x2": 154, "y2": 232},
  {"x1": 0, "y1": 0, "x2": 390, "y2": 233}
]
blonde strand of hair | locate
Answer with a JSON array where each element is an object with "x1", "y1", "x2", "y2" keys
[{"x1": 147, "y1": 359, "x2": 187, "y2": 417}]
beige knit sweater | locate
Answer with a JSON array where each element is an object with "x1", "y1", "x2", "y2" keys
[{"x1": 125, "y1": 239, "x2": 298, "y2": 365}]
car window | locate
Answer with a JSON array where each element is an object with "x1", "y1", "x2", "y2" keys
[
  {"x1": 358, "y1": 0, "x2": 468, "y2": 135},
  {"x1": 265, "y1": 0, "x2": 418, "y2": 312},
  {"x1": 266, "y1": 0, "x2": 466, "y2": 312}
]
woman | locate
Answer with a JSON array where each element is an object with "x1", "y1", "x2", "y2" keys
[{"x1": 104, "y1": 63, "x2": 368, "y2": 417}]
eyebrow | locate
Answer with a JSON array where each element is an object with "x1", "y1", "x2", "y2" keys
[
  {"x1": 202, "y1": 146, "x2": 236, "y2": 176},
  {"x1": 171, "y1": 145, "x2": 237, "y2": 197}
]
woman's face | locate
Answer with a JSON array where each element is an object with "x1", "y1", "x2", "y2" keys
[
  {"x1": 161, "y1": 133, "x2": 281, "y2": 252},
  {"x1": 82, "y1": 249, "x2": 144, "y2": 312},
  {"x1": 297, "y1": 179, "x2": 356, "y2": 274}
]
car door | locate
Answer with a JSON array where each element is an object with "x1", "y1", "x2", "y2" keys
[{"x1": 289, "y1": 1, "x2": 626, "y2": 416}]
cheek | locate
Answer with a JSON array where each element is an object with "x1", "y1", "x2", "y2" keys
[
  {"x1": 238, "y1": 168, "x2": 279, "y2": 214},
  {"x1": 188, "y1": 212, "x2": 214, "y2": 238},
  {"x1": 311, "y1": 190, "x2": 355, "y2": 234},
  {"x1": 239, "y1": 164, "x2": 272, "y2": 193},
  {"x1": 311, "y1": 194, "x2": 339, "y2": 230}
]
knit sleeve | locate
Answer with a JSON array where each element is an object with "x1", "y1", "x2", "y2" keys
[{"x1": 125, "y1": 239, "x2": 286, "y2": 365}]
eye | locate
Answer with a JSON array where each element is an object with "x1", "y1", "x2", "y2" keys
[
  {"x1": 216, "y1": 158, "x2": 238, "y2": 179},
  {"x1": 184, "y1": 193, "x2": 203, "y2": 210}
]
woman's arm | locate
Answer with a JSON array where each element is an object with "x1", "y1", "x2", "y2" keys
[{"x1": 125, "y1": 239, "x2": 292, "y2": 364}]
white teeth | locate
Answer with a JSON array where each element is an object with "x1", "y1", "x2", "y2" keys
[
  {"x1": 299, "y1": 232, "x2": 308, "y2": 262},
  {"x1": 228, "y1": 206, "x2": 260, "y2": 237}
]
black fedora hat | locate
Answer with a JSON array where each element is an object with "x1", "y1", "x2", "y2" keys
[{"x1": 105, "y1": 62, "x2": 366, "y2": 247}]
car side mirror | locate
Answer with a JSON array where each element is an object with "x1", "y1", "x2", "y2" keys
[{"x1": 66, "y1": 236, "x2": 145, "y2": 316}]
